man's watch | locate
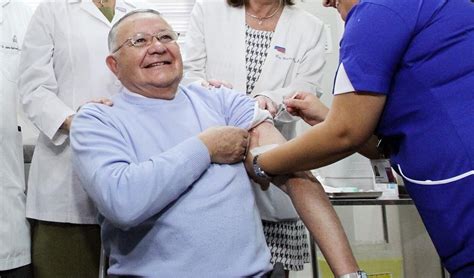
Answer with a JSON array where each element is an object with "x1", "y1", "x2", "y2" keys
[
  {"x1": 339, "y1": 270, "x2": 368, "y2": 278},
  {"x1": 252, "y1": 155, "x2": 272, "y2": 181}
]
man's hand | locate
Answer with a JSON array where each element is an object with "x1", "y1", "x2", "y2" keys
[
  {"x1": 284, "y1": 92, "x2": 329, "y2": 126},
  {"x1": 60, "y1": 114, "x2": 74, "y2": 132},
  {"x1": 198, "y1": 126, "x2": 249, "y2": 164},
  {"x1": 201, "y1": 79, "x2": 233, "y2": 89},
  {"x1": 255, "y1": 95, "x2": 278, "y2": 117}
]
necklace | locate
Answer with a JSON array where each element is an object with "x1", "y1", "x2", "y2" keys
[{"x1": 246, "y1": 1, "x2": 281, "y2": 25}]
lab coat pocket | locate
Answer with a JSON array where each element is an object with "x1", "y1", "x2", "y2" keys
[
  {"x1": 272, "y1": 44, "x2": 302, "y2": 67},
  {"x1": 15, "y1": 129, "x2": 24, "y2": 157},
  {"x1": 0, "y1": 40, "x2": 21, "y2": 82},
  {"x1": 2, "y1": 130, "x2": 27, "y2": 190}
]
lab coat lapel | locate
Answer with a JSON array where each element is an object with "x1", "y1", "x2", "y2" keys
[
  {"x1": 112, "y1": 0, "x2": 136, "y2": 24},
  {"x1": 78, "y1": 0, "x2": 112, "y2": 27}
]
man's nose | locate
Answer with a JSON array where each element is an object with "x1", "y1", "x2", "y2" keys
[{"x1": 147, "y1": 37, "x2": 167, "y2": 54}]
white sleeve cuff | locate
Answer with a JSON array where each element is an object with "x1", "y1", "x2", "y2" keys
[
  {"x1": 249, "y1": 102, "x2": 273, "y2": 129},
  {"x1": 50, "y1": 111, "x2": 76, "y2": 146},
  {"x1": 334, "y1": 63, "x2": 355, "y2": 95}
]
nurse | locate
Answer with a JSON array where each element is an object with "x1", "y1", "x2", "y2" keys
[
  {"x1": 18, "y1": 0, "x2": 140, "y2": 276},
  {"x1": 248, "y1": 0, "x2": 474, "y2": 277},
  {"x1": 0, "y1": 0, "x2": 32, "y2": 277}
]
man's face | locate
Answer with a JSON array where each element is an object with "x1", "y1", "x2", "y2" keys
[
  {"x1": 107, "y1": 14, "x2": 183, "y2": 99},
  {"x1": 322, "y1": 0, "x2": 359, "y2": 21}
]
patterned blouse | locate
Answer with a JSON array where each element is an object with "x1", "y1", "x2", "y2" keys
[{"x1": 245, "y1": 25, "x2": 274, "y2": 95}]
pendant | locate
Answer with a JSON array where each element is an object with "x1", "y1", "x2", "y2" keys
[{"x1": 258, "y1": 20, "x2": 263, "y2": 25}]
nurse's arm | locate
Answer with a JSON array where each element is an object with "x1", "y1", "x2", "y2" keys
[
  {"x1": 284, "y1": 91, "x2": 383, "y2": 159},
  {"x1": 257, "y1": 92, "x2": 386, "y2": 174},
  {"x1": 247, "y1": 122, "x2": 360, "y2": 276}
]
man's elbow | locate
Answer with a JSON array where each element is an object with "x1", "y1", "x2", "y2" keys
[
  {"x1": 88, "y1": 181, "x2": 148, "y2": 230},
  {"x1": 101, "y1": 205, "x2": 146, "y2": 231}
]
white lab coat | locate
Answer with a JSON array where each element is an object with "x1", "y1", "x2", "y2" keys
[
  {"x1": 0, "y1": 0, "x2": 32, "y2": 270},
  {"x1": 18, "y1": 0, "x2": 138, "y2": 224},
  {"x1": 183, "y1": 0, "x2": 326, "y2": 221}
]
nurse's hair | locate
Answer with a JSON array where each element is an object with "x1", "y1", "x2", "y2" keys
[{"x1": 108, "y1": 9, "x2": 163, "y2": 53}]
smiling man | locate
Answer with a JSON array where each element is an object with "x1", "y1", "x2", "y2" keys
[
  {"x1": 106, "y1": 12, "x2": 184, "y2": 100},
  {"x1": 70, "y1": 9, "x2": 272, "y2": 277}
]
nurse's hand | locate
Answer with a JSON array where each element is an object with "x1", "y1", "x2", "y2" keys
[
  {"x1": 255, "y1": 95, "x2": 278, "y2": 117},
  {"x1": 284, "y1": 92, "x2": 329, "y2": 126},
  {"x1": 198, "y1": 126, "x2": 249, "y2": 164},
  {"x1": 201, "y1": 79, "x2": 233, "y2": 89}
]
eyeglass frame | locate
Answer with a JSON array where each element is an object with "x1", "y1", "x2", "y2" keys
[{"x1": 111, "y1": 30, "x2": 180, "y2": 53}]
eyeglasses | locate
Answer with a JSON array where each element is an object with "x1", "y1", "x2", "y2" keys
[{"x1": 112, "y1": 30, "x2": 180, "y2": 53}]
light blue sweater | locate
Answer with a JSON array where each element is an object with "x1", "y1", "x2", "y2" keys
[{"x1": 70, "y1": 84, "x2": 272, "y2": 277}]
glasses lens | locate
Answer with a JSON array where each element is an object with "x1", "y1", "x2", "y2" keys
[
  {"x1": 156, "y1": 31, "x2": 178, "y2": 43},
  {"x1": 127, "y1": 31, "x2": 179, "y2": 49},
  {"x1": 130, "y1": 33, "x2": 152, "y2": 47}
]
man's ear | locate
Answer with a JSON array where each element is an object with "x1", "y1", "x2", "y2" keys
[{"x1": 106, "y1": 55, "x2": 119, "y2": 76}]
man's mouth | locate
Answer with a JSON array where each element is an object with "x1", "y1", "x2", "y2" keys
[{"x1": 145, "y1": 61, "x2": 171, "y2": 68}]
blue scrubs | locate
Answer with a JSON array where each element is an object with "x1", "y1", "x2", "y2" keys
[{"x1": 337, "y1": 0, "x2": 474, "y2": 276}]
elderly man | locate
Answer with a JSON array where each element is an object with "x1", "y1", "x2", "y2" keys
[{"x1": 70, "y1": 9, "x2": 360, "y2": 277}]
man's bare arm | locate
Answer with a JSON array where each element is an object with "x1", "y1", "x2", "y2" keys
[{"x1": 246, "y1": 121, "x2": 359, "y2": 276}]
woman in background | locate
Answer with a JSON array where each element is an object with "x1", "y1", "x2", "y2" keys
[
  {"x1": 18, "y1": 0, "x2": 140, "y2": 276},
  {"x1": 183, "y1": 0, "x2": 326, "y2": 274},
  {"x1": 0, "y1": 1, "x2": 33, "y2": 277}
]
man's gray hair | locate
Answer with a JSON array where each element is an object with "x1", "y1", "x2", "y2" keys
[{"x1": 108, "y1": 9, "x2": 162, "y2": 53}]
